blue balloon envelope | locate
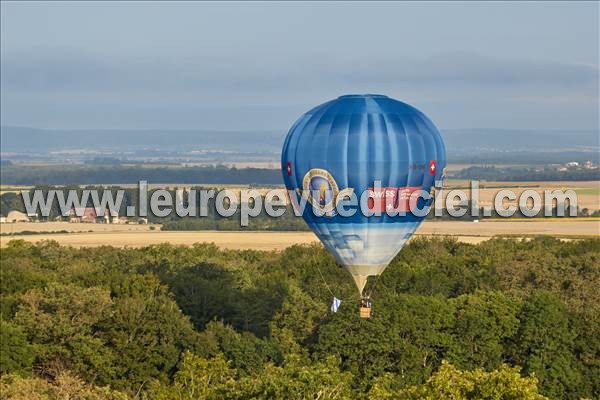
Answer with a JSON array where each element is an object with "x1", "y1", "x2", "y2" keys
[{"x1": 281, "y1": 94, "x2": 446, "y2": 294}]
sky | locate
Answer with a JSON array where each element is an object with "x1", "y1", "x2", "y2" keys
[{"x1": 1, "y1": 1, "x2": 598, "y2": 131}]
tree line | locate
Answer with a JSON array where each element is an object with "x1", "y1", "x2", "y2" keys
[
  {"x1": 3, "y1": 163, "x2": 599, "y2": 187},
  {"x1": 454, "y1": 166, "x2": 599, "y2": 182},
  {"x1": 0, "y1": 165, "x2": 283, "y2": 186}
]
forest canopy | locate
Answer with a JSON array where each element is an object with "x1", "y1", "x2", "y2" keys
[{"x1": 0, "y1": 237, "x2": 598, "y2": 399}]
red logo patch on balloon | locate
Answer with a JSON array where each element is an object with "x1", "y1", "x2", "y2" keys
[
  {"x1": 429, "y1": 160, "x2": 437, "y2": 175},
  {"x1": 368, "y1": 186, "x2": 420, "y2": 213}
]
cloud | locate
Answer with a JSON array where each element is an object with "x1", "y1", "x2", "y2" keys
[
  {"x1": 1, "y1": 47, "x2": 598, "y2": 129},
  {"x1": 2, "y1": 47, "x2": 598, "y2": 92},
  {"x1": 316, "y1": 52, "x2": 599, "y2": 89}
]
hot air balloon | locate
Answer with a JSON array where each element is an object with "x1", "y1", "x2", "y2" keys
[{"x1": 281, "y1": 94, "x2": 446, "y2": 317}]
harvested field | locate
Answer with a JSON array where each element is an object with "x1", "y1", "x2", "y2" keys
[
  {"x1": 2, "y1": 220, "x2": 597, "y2": 250},
  {"x1": 0, "y1": 222, "x2": 154, "y2": 234},
  {"x1": 441, "y1": 180, "x2": 600, "y2": 211}
]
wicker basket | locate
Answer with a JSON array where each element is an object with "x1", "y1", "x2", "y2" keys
[{"x1": 359, "y1": 307, "x2": 372, "y2": 319}]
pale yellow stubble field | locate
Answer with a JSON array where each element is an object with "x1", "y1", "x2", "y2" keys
[
  {"x1": 442, "y1": 180, "x2": 598, "y2": 208},
  {"x1": 2, "y1": 220, "x2": 598, "y2": 250}
]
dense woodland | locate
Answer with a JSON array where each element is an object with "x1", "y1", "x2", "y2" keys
[
  {"x1": 0, "y1": 165, "x2": 282, "y2": 186},
  {"x1": 1, "y1": 237, "x2": 598, "y2": 399}
]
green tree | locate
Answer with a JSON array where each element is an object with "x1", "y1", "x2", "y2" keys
[
  {"x1": 370, "y1": 361, "x2": 547, "y2": 400},
  {"x1": 509, "y1": 292, "x2": 582, "y2": 399},
  {"x1": 0, "y1": 320, "x2": 34, "y2": 375},
  {"x1": 239, "y1": 355, "x2": 352, "y2": 400},
  {"x1": 571, "y1": 307, "x2": 600, "y2": 397},
  {"x1": 146, "y1": 352, "x2": 236, "y2": 400},
  {"x1": 99, "y1": 275, "x2": 202, "y2": 390},
  {"x1": 0, "y1": 371, "x2": 130, "y2": 400},
  {"x1": 269, "y1": 283, "x2": 327, "y2": 348},
  {"x1": 447, "y1": 291, "x2": 520, "y2": 370},
  {"x1": 14, "y1": 283, "x2": 116, "y2": 383},
  {"x1": 315, "y1": 294, "x2": 454, "y2": 389},
  {"x1": 196, "y1": 321, "x2": 282, "y2": 374}
]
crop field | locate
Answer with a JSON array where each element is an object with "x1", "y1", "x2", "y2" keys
[
  {"x1": 439, "y1": 180, "x2": 600, "y2": 211},
  {"x1": 2, "y1": 219, "x2": 598, "y2": 249},
  {"x1": 0, "y1": 222, "x2": 154, "y2": 234},
  {"x1": 575, "y1": 187, "x2": 600, "y2": 196}
]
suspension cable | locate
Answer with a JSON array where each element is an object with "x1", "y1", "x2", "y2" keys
[
  {"x1": 311, "y1": 254, "x2": 337, "y2": 299},
  {"x1": 366, "y1": 272, "x2": 383, "y2": 299}
]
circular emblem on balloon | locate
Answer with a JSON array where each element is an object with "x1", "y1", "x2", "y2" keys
[{"x1": 302, "y1": 168, "x2": 339, "y2": 214}]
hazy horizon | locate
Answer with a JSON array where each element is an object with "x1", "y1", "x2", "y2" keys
[{"x1": 1, "y1": 2, "x2": 598, "y2": 132}]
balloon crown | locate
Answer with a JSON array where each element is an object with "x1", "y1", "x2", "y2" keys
[{"x1": 337, "y1": 94, "x2": 388, "y2": 99}]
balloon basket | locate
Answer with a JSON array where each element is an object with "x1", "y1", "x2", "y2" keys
[{"x1": 359, "y1": 306, "x2": 372, "y2": 319}]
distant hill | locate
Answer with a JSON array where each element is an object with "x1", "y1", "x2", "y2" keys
[
  {"x1": 441, "y1": 128, "x2": 599, "y2": 153},
  {"x1": 0, "y1": 126, "x2": 285, "y2": 153},
  {"x1": 1, "y1": 125, "x2": 598, "y2": 157}
]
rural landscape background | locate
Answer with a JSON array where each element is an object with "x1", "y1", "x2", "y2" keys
[{"x1": 1, "y1": 2, "x2": 599, "y2": 400}]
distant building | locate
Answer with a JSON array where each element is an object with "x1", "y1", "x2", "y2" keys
[
  {"x1": 566, "y1": 161, "x2": 579, "y2": 167},
  {"x1": 584, "y1": 160, "x2": 597, "y2": 169},
  {"x1": 110, "y1": 209, "x2": 119, "y2": 223},
  {"x1": 69, "y1": 207, "x2": 98, "y2": 223},
  {"x1": 6, "y1": 210, "x2": 30, "y2": 223},
  {"x1": 113, "y1": 216, "x2": 128, "y2": 224}
]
